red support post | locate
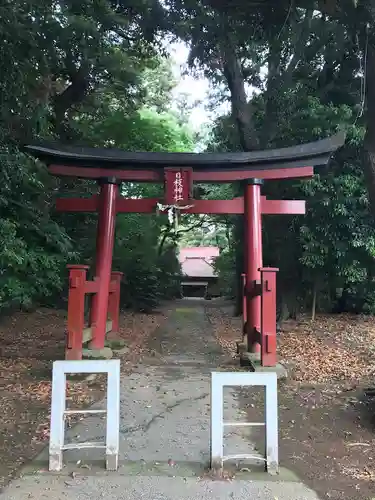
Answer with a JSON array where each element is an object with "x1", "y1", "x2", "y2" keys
[
  {"x1": 90, "y1": 178, "x2": 118, "y2": 350},
  {"x1": 66, "y1": 265, "x2": 89, "y2": 360},
  {"x1": 108, "y1": 271, "x2": 123, "y2": 334},
  {"x1": 259, "y1": 267, "x2": 279, "y2": 367},
  {"x1": 244, "y1": 179, "x2": 263, "y2": 354}
]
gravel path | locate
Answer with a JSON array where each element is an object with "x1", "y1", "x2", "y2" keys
[{"x1": 1, "y1": 302, "x2": 320, "y2": 500}]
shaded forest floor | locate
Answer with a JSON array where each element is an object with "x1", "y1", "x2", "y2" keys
[
  {"x1": 2, "y1": 301, "x2": 375, "y2": 499},
  {"x1": 0, "y1": 307, "x2": 165, "y2": 490},
  {"x1": 206, "y1": 303, "x2": 375, "y2": 500}
]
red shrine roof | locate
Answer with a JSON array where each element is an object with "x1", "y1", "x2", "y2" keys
[{"x1": 179, "y1": 247, "x2": 220, "y2": 279}]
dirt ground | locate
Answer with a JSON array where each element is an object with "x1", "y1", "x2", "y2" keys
[
  {"x1": 0, "y1": 307, "x2": 165, "y2": 490},
  {"x1": 206, "y1": 303, "x2": 375, "y2": 500},
  {"x1": 2, "y1": 300, "x2": 375, "y2": 499}
]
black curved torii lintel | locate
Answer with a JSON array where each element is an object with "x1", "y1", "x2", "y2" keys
[{"x1": 24, "y1": 132, "x2": 346, "y2": 174}]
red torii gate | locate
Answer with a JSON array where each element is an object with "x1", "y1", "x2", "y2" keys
[{"x1": 25, "y1": 133, "x2": 344, "y2": 366}]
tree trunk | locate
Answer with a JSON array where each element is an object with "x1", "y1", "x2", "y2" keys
[
  {"x1": 311, "y1": 281, "x2": 317, "y2": 321},
  {"x1": 260, "y1": 37, "x2": 282, "y2": 148},
  {"x1": 219, "y1": 35, "x2": 259, "y2": 315},
  {"x1": 53, "y1": 65, "x2": 90, "y2": 140},
  {"x1": 278, "y1": 298, "x2": 290, "y2": 322},
  {"x1": 219, "y1": 36, "x2": 259, "y2": 151},
  {"x1": 158, "y1": 229, "x2": 170, "y2": 256},
  {"x1": 363, "y1": 24, "x2": 375, "y2": 218}
]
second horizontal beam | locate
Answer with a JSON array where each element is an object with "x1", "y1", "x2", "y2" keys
[{"x1": 56, "y1": 196, "x2": 306, "y2": 215}]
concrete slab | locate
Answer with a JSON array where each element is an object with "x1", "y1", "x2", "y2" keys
[
  {"x1": 236, "y1": 341, "x2": 247, "y2": 354},
  {"x1": 4, "y1": 475, "x2": 320, "y2": 500},
  {"x1": 240, "y1": 352, "x2": 287, "y2": 380},
  {"x1": 82, "y1": 346, "x2": 113, "y2": 359}
]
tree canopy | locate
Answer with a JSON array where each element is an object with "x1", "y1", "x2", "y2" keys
[{"x1": 2, "y1": 0, "x2": 375, "y2": 317}]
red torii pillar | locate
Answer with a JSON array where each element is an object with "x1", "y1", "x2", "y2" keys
[
  {"x1": 244, "y1": 179, "x2": 263, "y2": 354},
  {"x1": 89, "y1": 177, "x2": 119, "y2": 350}
]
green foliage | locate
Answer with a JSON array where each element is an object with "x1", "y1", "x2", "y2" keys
[
  {"x1": 109, "y1": 214, "x2": 182, "y2": 312},
  {"x1": 205, "y1": 61, "x2": 375, "y2": 315},
  {"x1": 81, "y1": 101, "x2": 192, "y2": 310},
  {"x1": 157, "y1": 245, "x2": 183, "y2": 300},
  {"x1": 158, "y1": 0, "x2": 375, "y2": 316},
  {"x1": 0, "y1": 148, "x2": 75, "y2": 310},
  {"x1": 75, "y1": 107, "x2": 193, "y2": 152},
  {"x1": 178, "y1": 218, "x2": 230, "y2": 248},
  {"x1": 210, "y1": 103, "x2": 375, "y2": 314},
  {"x1": 0, "y1": 2, "x2": 192, "y2": 313},
  {"x1": 3, "y1": 0, "x2": 375, "y2": 319}
]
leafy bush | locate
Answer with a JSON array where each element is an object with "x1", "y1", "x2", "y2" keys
[{"x1": 0, "y1": 149, "x2": 75, "y2": 312}]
